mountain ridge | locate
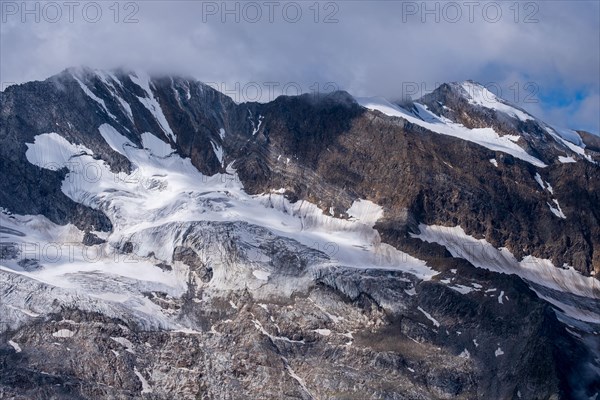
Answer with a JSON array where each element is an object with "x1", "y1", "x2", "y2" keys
[
  {"x1": 2, "y1": 67, "x2": 599, "y2": 273},
  {"x1": 1, "y1": 67, "x2": 599, "y2": 399}
]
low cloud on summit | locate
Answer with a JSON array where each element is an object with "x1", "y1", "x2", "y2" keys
[{"x1": 1, "y1": 1, "x2": 598, "y2": 133}]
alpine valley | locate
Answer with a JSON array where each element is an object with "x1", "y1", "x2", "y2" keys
[{"x1": 0, "y1": 67, "x2": 599, "y2": 400}]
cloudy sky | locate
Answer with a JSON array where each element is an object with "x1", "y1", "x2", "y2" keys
[{"x1": 1, "y1": 1, "x2": 599, "y2": 133}]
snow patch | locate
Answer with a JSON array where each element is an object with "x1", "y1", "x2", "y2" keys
[
  {"x1": 111, "y1": 337, "x2": 135, "y2": 353},
  {"x1": 450, "y1": 285, "x2": 474, "y2": 295},
  {"x1": 130, "y1": 72, "x2": 176, "y2": 142},
  {"x1": 252, "y1": 319, "x2": 305, "y2": 344},
  {"x1": 412, "y1": 224, "x2": 600, "y2": 322},
  {"x1": 96, "y1": 71, "x2": 134, "y2": 122},
  {"x1": 211, "y1": 141, "x2": 224, "y2": 167},
  {"x1": 549, "y1": 126, "x2": 584, "y2": 146},
  {"x1": 8, "y1": 340, "x2": 22, "y2": 353},
  {"x1": 52, "y1": 329, "x2": 75, "y2": 338},
  {"x1": 546, "y1": 127, "x2": 592, "y2": 163},
  {"x1": 547, "y1": 199, "x2": 566, "y2": 219},
  {"x1": 534, "y1": 173, "x2": 546, "y2": 190},
  {"x1": 25, "y1": 133, "x2": 93, "y2": 170},
  {"x1": 134, "y1": 367, "x2": 153, "y2": 394},
  {"x1": 412, "y1": 224, "x2": 598, "y2": 298},
  {"x1": 558, "y1": 156, "x2": 577, "y2": 164},
  {"x1": 284, "y1": 359, "x2": 313, "y2": 397},
  {"x1": 417, "y1": 306, "x2": 440, "y2": 327},
  {"x1": 461, "y1": 81, "x2": 533, "y2": 122},
  {"x1": 99, "y1": 123, "x2": 136, "y2": 155},
  {"x1": 73, "y1": 76, "x2": 117, "y2": 120},
  {"x1": 141, "y1": 132, "x2": 175, "y2": 157},
  {"x1": 355, "y1": 97, "x2": 546, "y2": 167},
  {"x1": 252, "y1": 270, "x2": 270, "y2": 281},
  {"x1": 346, "y1": 199, "x2": 384, "y2": 226},
  {"x1": 249, "y1": 113, "x2": 264, "y2": 136}
]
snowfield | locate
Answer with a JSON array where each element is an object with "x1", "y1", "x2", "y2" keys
[
  {"x1": 355, "y1": 82, "x2": 593, "y2": 167},
  {"x1": 3, "y1": 82, "x2": 597, "y2": 334},
  {"x1": 2, "y1": 123, "x2": 437, "y2": 331},
  {"x1": 355, "y1": 96, "x2": 549, "y2": 167},
  {"x1": 24, "y1": 124, "x2": 434, "y2": 278},
  {"x1": 411, "y1": 224, "x2": 600, "y2": 323},
  {"x1": 460, "y1": 81, "x2": 534, "y2": 122}
]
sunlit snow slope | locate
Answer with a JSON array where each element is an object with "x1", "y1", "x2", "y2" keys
[{"x1": 1, "y1": 120, "x2": 435, "y2": 331}]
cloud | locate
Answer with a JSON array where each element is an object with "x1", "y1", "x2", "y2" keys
[{"x1": 1, "y1": 0, "x2": 598, "y2": 133}]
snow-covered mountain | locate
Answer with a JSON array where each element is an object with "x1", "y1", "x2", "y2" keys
[
  {"x1": 0, "y1": 67, "x2": 599, "y2": 399},
  {"x1": 357, "y1": 81, "x2": 597, "y2": 167}
]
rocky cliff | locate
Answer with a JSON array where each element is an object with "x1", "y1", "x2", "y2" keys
[{"x1": 0, "y1": 68, "x2": 598, "y2": 399}]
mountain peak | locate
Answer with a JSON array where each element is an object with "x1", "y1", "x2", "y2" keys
[
  {"x1": 437, "y1": 80, "x2": 534, "y2": 121},
  {"x1": 60, "y1": 66, "x2": 200, "y2": 89},
  {"x1": 1, "y1": 66, "x2": 600, "y2": 400}
]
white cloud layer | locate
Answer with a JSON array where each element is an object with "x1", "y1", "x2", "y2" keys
[{"x1": 1, "y1": 1, "x2": 598, "y2": 133}]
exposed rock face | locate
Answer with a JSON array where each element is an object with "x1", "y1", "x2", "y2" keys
[
  {"x1": 2, "y1": 69, "x2": 598, "y2": 273},
  {"x1": 229, "y1": 90, "x2": 600, "y2": 275},
  {"x1": 0, "y1": 263, "x2": 589, "y2": 400},
  {"x1": 580, "y1": 130, "x2": 600, "y2": 154},
  {"x1": 0, "y1": 68, "x2": 599, "y2": 399}
]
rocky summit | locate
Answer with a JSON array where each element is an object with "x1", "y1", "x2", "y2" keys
[{"x1": 0, "y1": 67, "x2": 599, "y2": 400}]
